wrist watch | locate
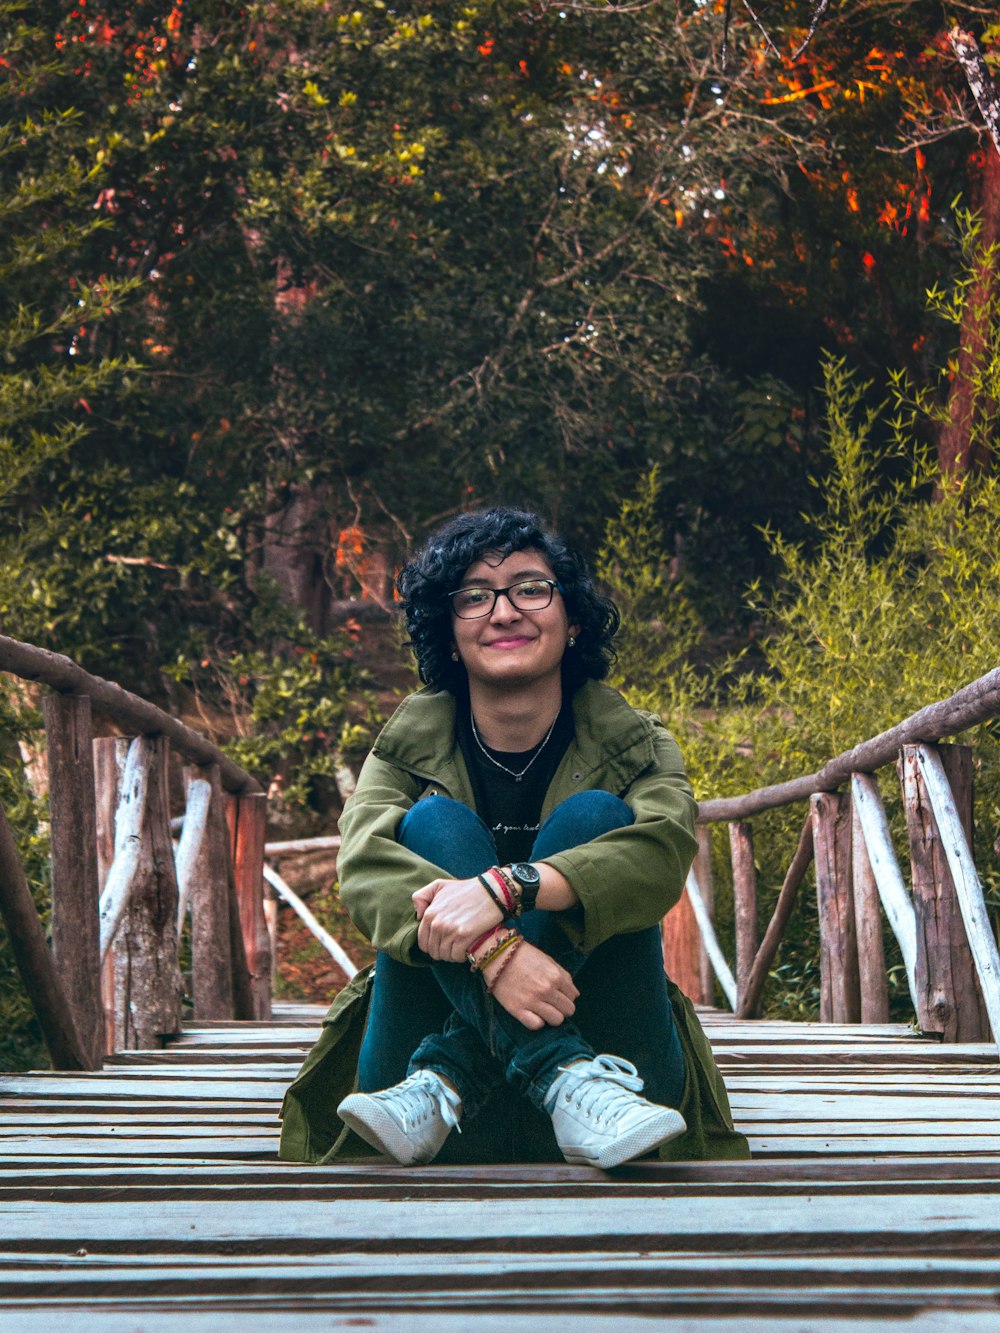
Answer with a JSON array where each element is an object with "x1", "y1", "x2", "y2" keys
[{"x1": 509, "y1": 862, "x2": 541, "y2": 913}]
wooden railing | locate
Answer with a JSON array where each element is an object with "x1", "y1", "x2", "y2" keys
[
  {"x1": 4, "y1": 630, "x2": 998, "y2": 1072},
  {"x1": 670, "y1": 666, "x2": 1000, "y2": 1056},
  {"x1": 0, "y1": 635, "x2": 269, "y2": 1070}
]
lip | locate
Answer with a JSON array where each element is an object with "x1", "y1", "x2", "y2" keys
[{"x1": 484, "y1": 635, "x2": 536, "y2": 650}]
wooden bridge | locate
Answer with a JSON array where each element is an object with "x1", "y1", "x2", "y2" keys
[
  {"x1": 1, "y1": 636, "x2": 999, "y2": 1328},
  {"x1": 3, "y1": 1006, "x2": 999, "y2": 1328}
]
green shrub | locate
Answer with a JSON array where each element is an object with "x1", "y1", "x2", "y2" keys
[{"x1": 602, "y1": 351, "x2": 1000, "y2": 1020}]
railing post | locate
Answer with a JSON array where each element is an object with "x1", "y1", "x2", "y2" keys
[
  {"x1": 901, "y1": 743, "x2": 989, "y2": 1041},
  {"x1": 106, "y1": 737, "x2": 183, "y2": 1048},
  {"x1": 226, "y1": 791, "x2": 271, "y2": 1020},
  {"x1": 663, "y1": 826, "x2": 714, "y2": 1003},
  {"x1": 178, "y1": 763, "x2": 235, "y2": 1020},
  {"x1": 728, "y1": 821, "x2": 758, "y2": 1012},
  {"x1": 850, "y1": 789, "x2": 889, "y2": 1023},
  {"x1": 693, "y1": 828, "x2": 715, "y2": 1005},
  {"x1": 810, "y1": 790, "x2": 861, "y2": 1023},
  {"x1": 43, "y1": 693, "x2": 104, "y2": 1068},
  {"x1": 0, "y1": 799, "x2": 88, "y2": 1069},
  {"x1": 93, "y1": 736, "x2": 128, "y2": 1053}
]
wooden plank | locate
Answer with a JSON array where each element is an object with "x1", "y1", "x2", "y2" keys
[
  {"x1": 2, "y1": 1313, "x2": 999, "y2": 1333},
  {"x1": 0, "y1": 1078, "x2": 287, "y2": 1099},
  {"x1": 728, "y1": 1094, "x2": 1000, "y2": 1119},
  {"x1": 4, "y1": 1191, "x2": 1000, "y2": 1244},
  {"x1": 43, "y1": 693, "x2": 104, "y2": 1068}
]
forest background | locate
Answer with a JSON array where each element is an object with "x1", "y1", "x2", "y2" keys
[{"x1": 2, "y1": 0, "x2": 999, "y2": 1067}]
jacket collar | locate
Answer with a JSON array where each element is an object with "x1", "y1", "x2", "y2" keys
[{"x1": 373, "y1": 679, "x2": 654, "y2": 787}]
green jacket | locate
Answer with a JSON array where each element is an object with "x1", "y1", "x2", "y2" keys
[{"x1": 279, "y1": 680, "x2": 750, "y2": 1163}]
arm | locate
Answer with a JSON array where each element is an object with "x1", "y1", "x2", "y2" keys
[
  {"x1": 413, "y1": 860, "x2": 577, "y2": 960},
  {"x1": 337, "y1": 751, "x2": 446, "y2": 964},
  {"x1": 540, "y1": 722, "x2": 698, "y2": 955}
]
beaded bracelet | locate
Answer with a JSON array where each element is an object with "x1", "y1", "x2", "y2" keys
[
  {"x1": 485, "y1": 933, "x2": 524, "y2": 993},
  {"x1": 492, "y1": 865, "x2": 521, "y2": 915},
  {"x1": 483, "y1": 865, "x2": 519, "y2": 916}
]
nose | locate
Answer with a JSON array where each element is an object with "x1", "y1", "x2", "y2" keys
[{"x1": 489, "y1": 590, "x2": 522, "y2": 623}]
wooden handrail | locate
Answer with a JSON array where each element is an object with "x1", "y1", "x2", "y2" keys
[
  {"x1": 696, "y1": 665, "x2": 1000, "y2": 822},
  {"x1": 0, "y1": 633, "x2": 260, "y2": 795}
]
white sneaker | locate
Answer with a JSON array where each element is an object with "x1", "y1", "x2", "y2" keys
[
  {"x1": 337, "y1": 1069, "x2": 462, "y2": 1166},
  {"x1": 544, "y1": 1054, "x2": 686, "y2": 1169}
]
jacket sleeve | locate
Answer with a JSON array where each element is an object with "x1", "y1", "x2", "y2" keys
[
  {"x1": 540, "y1": 722, "x2": 698, "y2": 954},
  {"x1": 337, "y1": 752, "x2": 445, "y2": 965}
]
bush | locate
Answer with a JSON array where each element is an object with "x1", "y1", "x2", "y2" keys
[{"x1": 602, "y1": 352, "x2": 1000, "y2": 1020}]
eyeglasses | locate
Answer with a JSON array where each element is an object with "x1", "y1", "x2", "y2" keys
[{"x1": 448, "y1": 578, "x2": 563, "y2": 620}]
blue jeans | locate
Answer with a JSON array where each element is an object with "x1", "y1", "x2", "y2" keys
[{"x1": 355, "y1": 792, "x2": 685, "y2": 1163}]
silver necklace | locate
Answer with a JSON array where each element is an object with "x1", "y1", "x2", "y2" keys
[{"x1": 470, "y1": 708, "x2": 558, "y2": 782}]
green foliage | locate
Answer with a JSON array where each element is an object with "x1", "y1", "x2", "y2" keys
[
  {"x1": 609, "y1": 345, "x2": 1000, "y2": 1019},
  {"x1": 169, "y1": 594, "x2": 382, "y2": 817},
  {"x1": 597, "y1": 466, "x2": 707, "y2": 716},
  {"x1": 0, "y1": 6, "x2": 139, "y2": 649},
  {"x1": 0, "y1": 687, "x2": 50, "y2": 1072}
]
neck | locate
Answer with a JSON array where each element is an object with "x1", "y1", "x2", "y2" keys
[{"x1": 469, "y1": 677, "x2": 563, "y2": 751}]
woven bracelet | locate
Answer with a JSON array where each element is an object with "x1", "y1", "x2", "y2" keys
[
  {"x1": 491, "y1": 865, "x2": 522, "y2": 915},
  {"x1": 468, "y1": 927, "x2": 519, "y2": 973},
  {"x1": 486, "y1": 934, "x2": 524, "y2": 993},
  {"x1": 477, "y1": 872, "x2": 508, "y2": 917},
  {"x1": 466, "y1": 925, "x2": 505, "y2": 969}
]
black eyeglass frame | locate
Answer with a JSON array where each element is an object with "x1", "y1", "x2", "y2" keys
[{"x1": 447, "y1": 578, "x2": 565, "y2": 620}]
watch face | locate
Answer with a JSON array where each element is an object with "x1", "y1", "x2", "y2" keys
[{"x1": 511, "y1": 861, "x2": 541, "y2": 887}]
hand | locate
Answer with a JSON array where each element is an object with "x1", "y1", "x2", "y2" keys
[
  {"x1": 413, "y1": 876, "x2": 504, "y2": 961},
  {"x1": 483, "y1": 940, "x2": 579, "y2": 1030}
]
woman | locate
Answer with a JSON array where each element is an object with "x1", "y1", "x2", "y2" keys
[{"x1": 279, "y1": 508, "x2": 749, "y2": 1168}]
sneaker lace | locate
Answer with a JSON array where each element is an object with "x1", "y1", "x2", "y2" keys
[
  {"x1": 394, "y1": 1071, "x2": 463, "y2": 1133},
  {"x1": 557, "y1": 1054, "x2": 646, "y2": 1124}
]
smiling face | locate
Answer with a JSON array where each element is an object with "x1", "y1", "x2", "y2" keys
[{"x1": 450, "y1": 548, "x2": 578, "y2": 696}]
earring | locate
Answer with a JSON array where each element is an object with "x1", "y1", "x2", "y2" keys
[
  {"x1": 451, "y1": 649, "x2": 460, "y2": 662},
  {"x1": 567, "y1": 635, "x2": 576, "y2": 648}
]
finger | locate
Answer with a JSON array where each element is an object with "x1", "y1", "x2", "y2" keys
[
  {"x1": 547, "y1": 989, "x2": 576, "y2": 1017},
  {"x1": 532, "y1": 1002, "x2": 568, "y2": 1027},
  {"x1": 517, "y1": 1009, "x2": 545, "y2": 1031}
]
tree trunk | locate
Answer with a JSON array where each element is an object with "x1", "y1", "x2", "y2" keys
[{"x1": 936, "y1": 145, "x2": 1000, "y2": 477}]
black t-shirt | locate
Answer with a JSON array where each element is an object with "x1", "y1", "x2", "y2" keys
[{"x1": 456, "y1": 694, "x2": 574, "y2": 864}]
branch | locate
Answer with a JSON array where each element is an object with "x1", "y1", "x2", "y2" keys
[{"x1": 950, "y1": 27, "x2": 1000, "y2": 157}]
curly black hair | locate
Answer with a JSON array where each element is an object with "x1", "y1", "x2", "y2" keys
[{"x1": 397, "y1": 507, "x2": 620, "y2": 693}]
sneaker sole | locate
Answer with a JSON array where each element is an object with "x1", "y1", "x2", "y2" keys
[
  {"x1": 338, "y1": 1095, "x2": 428, "y2": 1166},
  {"x1": 561, "y1": 1107, "x2": 687, "y2": 1170}
]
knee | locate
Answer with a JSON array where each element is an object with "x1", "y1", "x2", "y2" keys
[
  {"x1": 398, "y1": 795, "x2": 480, "y2": 851},
  {"x1": 397, "y1": 796, "x2": 497, "y2": 877},
  {"x1": 531, "y1": 790, "x2": 633, "y2": 860},
  {"x1": 563, "y1": 790, "x2": 633, "y2": 827}
]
